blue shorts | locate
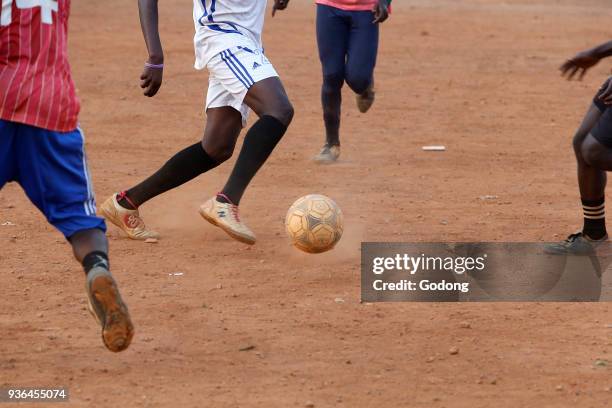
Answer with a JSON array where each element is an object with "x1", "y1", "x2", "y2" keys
[{"x1": 0, "y1": 120, "x2": 106, "y2": 238}]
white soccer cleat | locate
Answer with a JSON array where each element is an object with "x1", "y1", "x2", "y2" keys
[
  {"x1": 199, "y1": 196, "x2": 256, "y2": 245},
  {"x1": 99, "y1": 194, "x2": 160, "y2": 240}
]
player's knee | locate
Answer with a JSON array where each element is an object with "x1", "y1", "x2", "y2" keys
[
  {"x1": 582, "y1": 145, "x2": 600, "y2": 167},
  {"x1": 280, "y1": 101, "x2": 295, "y2": 127},
  {"x1": 211, "y1": 147, "x2": 234, "y2": 163},
  {"x1": 267, "y1": 100, "x2": 294, "y2": 127},
  {"x1": 581, "y1": 137, "x2": 608, "y2": 168},
  {"x1": 573, "y1": 132, "x2": 585, "y2": 157},
  {"x1": 345, "y1": 73, "x2": 371, "y2": 95},
  {"x1": 202, "y1": 141, "x2": 234, "y2": 163},
  {"x1": 322, "y1": 72, "x2": 344, "y2": 93}
]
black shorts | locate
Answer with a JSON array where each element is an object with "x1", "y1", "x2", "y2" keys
[{"x1": 591, "y1": 80, "x2": 612, "y2": 148}]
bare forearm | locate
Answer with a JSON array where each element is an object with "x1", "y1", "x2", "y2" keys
[
  {"x1": 586, "y1": 40, "x2": 612, "y2": 60},
  {"x1": 138, "y1": 0, "x2": 164, "y2": 63}
]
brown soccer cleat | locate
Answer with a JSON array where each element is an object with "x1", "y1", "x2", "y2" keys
[
  {"x1": 86, "y1": 267, "x2": 134, "y2": 352},
  {"x1": 313, "y1": 144, "x2": 340, "y2": 164},
  {"x1": 356, "y1": 79, "x2": 375, "y2": 113}
]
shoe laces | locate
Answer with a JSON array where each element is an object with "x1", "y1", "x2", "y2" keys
[
  {"x1": 228, "y1": 204, "x2": 241, "y2": 223},
  {"x1": 564, "y1": 232, "x2": 584, "y2": 243}
]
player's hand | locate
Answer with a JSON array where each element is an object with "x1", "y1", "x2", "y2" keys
[
  {"x1": 560, "y1": 51, "x2": 600, "y2": 81},
  {"x1": 272, "y1": 0, "x2": 289, "y2": 17},
  {"x1": 372, "y1": 0, "x2": 389, "y2": 24},
  {"x1": 140, "y1": 61, "x2": 164, "y2": 97},
  {"x1": 598, "y1": 76, "x2": 612, "y2": 105}
]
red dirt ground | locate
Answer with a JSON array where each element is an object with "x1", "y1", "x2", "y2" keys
[{"x1": 2, "y1": 0, "x2": 612, "y2": 406}]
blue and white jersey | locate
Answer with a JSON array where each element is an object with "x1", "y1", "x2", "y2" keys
[{"x1": 193, "y1": 0, "x2": 268, "y2": 69}]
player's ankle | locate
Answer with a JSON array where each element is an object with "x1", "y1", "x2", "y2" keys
[
  {"x1": 117, "y1": 191, "x2": 137, "y2": 210},
  {"x1": 216, "y1": 192, "x2": 237, "y2": 205},
  {"x1": 82, "y1": 251, "x2": 110, "y2": 275},
  {"x1": 584, "y1": 229, "x2": 607, "y2": 241}
]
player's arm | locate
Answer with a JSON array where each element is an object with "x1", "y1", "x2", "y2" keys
[
  {"x1": 138, "y1": 0, "x2": 164, "y2": 97},
  {"x1": 373, "y1": 0, "x2": 391, "y2": 24},
  {"x1": 560, "y1": 40, "x2": 612, "y2": 81},
  {"x1": 272, "y1": 0, "x2": 290, "y2": 17}
]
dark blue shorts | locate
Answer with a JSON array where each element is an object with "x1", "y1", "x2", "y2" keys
[
  {"x1": 0, "y1": 120, "x2": 106, "y2": 238},
  {"x1": 316, "y1": 4, "x2": 379, "y2": 94}
]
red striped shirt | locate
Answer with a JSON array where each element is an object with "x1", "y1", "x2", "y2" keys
[{"x1": 0, "y1": 0, "x2": 79, "y2": 132}]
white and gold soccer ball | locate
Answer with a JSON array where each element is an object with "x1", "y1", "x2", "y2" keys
[{"x1": 285, "y1": 194, "x2": 343, "y2": 254}]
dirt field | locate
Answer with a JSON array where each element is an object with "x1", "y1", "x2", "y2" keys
[{"x1": 2, "y1": 0, "x2": 612, "y2": 406}]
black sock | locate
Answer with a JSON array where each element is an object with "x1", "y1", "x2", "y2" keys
[
  {"x1": 82, "y1": 251, "x2": 109, "y2": 275},
  {"x1": 582, "y1": 197, "x2": 607, "y2": 240},
  {"x1": 119, "y1": 142, "x2": 219, "y2": 209},
  {"x1": 220, "y1": 116, "x2": 288, "y2": 205}
]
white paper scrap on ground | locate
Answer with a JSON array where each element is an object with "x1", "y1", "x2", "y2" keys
[{"x1": 422, "y1": 146, "x2": 446, "y2": 151}]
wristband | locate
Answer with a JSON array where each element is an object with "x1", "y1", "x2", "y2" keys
[{"x1": 144, "y1": 62, "x2": 164, "y2": 69}]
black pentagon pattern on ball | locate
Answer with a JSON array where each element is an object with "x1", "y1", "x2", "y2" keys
[{"x1": 306, "y1": 213, "x2": 323, "y2": 230}]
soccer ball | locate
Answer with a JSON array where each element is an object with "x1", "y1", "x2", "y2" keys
[{"x1": 285, "y1": 194, "x2": 343, "y2": 254}]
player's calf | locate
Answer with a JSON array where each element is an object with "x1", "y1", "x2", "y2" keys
[{"x1": 219, "y1": 78, "x2": 293, "y2": 206}]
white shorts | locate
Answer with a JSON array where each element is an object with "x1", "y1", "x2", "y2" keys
[{"x1": 205, "y1": 45, "x2": 278, "y2": 126}]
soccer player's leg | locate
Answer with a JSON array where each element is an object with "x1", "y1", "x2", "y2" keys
[
  {"x1": 546, "y1": 99, "x2": 610, "y2": 255},
  {"x1": 345, "y1": 9, "x2": 380, "y2": 114},
  {"x1": 15, "y1": 124, "x2": 133, "y2": 352},
  {"x1": 314, "y1": 4, "x2": 350, "y2": 163},
  {"x1": 199, "y1": 106, "x2": 262, "y2": 245},
  {"x1": 200, "y1": 46, "x2": 293, "y2": 244},
  {"x1": 100, "y1": 104, "x2": 236, "y2": 240}
]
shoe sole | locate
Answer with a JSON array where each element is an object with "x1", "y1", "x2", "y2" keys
[
  {"x1": 198, "y1": 207, "x2": 256, "y2": 245},
  {"x1": 99, "y1": 198, "x2": 157, "y2": 241},
  {"x1": 87, "y1": 274, "x2": 134, "y2": 353},
  {"x1": 544, "y1": 245, "x2": 598, "y2": 256},
  {"x1": 543, "y1": 247, "x2": 573, "y2": 256},
  {"x1": 313, "y1": 155, "x2": 339, "y2": 164}
]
